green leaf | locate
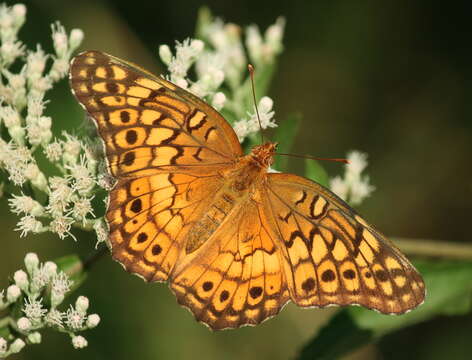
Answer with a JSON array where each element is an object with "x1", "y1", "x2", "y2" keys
[
  {"x1": 297, "y1": 310, "x2": 373, "y2": 360},
  {"x1": 305, "y1": 159, "x2": 329, "y2": 187},
  {"x1": 296, "y1": 260, "x2": 472, "y2": 360},
  {"x1": 273, "y1": 113, "x2": 302, "y2": 171}
]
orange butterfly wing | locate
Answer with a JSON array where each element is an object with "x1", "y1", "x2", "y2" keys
[
  {"x1": 70, "y1": 51, "x2": 425, "y2": 330},
  {"x1": 263, "y1": 173, "x2": 425, "y2": 314},
  {"x1": 70, "y1": 51, "x2": 242, "y2": 281}
]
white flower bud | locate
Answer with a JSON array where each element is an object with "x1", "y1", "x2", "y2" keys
[
  {"x1": 259, "y1": 96, "x2": 273, "y2": 112},
  {"x1": 211, "y1": 92, "x2": 226, "y2": 110},
  {"x1": 75, "y1": 296, "x2": 89, "y2": 314},
  {"x1": 175, "y1": 78, "x2": 188, "y2": 89},
  {"x1": 13, "y1": 270, "x2": 29, "y2": 291},
  {"x1": 69, "y1": 29, "x2": 84, "y2": 50},
  {"x1": 159, "y1": 45, "x2": 172, "y2": 65},
  {"x1": 17, "y1": 317, "x2": 31, "y2": 331},
  {"x1": 51, "y1": 23, "x2": 68, "y2": 58},
  {"x1": 9, "y1": 338, "x2": 25, "y2": 354},
  {"x1": 190, "y1": 39, "x2": 204, "y2": 53},
  {"x1": 27, "y1": 332, "x2": 42, "y2": 344},
  {"x1": 6, "y1": 285, "x2": 21, "y2": 302},
  {"x1": 43, "y1": 261, "x2": 57, "y2": 277},
  {"x1": 86, "y1": 314, "x2": 100, "y2": 328},
  {"x1": 12, "y1": 4, "x2": 27, "y2": 19},
  {"x1": 72, "y1": 335, "x2": 88, "y2": 349},
  {"x1": 25, "y1": 253, "x2": 39, "y2": 274}
]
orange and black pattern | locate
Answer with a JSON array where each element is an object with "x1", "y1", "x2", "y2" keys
[{"x1": 70, "y1": 51, "x2": 425, "y2": 330}]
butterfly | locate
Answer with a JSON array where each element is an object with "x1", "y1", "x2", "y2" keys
[{"x1": 69, "y1": 50, "x2": 425, "y2": 330}]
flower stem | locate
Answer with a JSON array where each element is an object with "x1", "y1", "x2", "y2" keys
[
  {"x1": 82, "y1": 246, "x2": 109, "y2": 271},
  {"x1": 394, "y1": 237, "x2": 472, "y2": 260}
]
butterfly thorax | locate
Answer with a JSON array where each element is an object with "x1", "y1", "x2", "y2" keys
[
  {"x1": 185, "y1": 143, "x2": 276, "y2": 254},
  {"x1": 250, "y1": 142, "x2": 277, "y2": 168}
]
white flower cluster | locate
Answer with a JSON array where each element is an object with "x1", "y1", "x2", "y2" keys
[
  {"x1": 0, "y1": 3, "x2": 108, "y2": 243},
  {"x1": 233, "y1": 96, "x2": 277, "y2": 142},
  {"x1": 158, "y1": 11, "x2": 285, "y2": 142},
  {"x1": 330, "y1": 151, "x2": 376, "y2": 206},
  {"x1": 0, "y1": 253, "x2": 100, "y2": 357}
]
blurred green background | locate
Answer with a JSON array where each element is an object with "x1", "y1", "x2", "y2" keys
[{"x1": 1, "y1": 0, "x2": 472, "y2": 359}]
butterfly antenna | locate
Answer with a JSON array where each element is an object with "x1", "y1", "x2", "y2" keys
[
  {"x1": 248, "y1": 64, "x2": 265, "y2": 144},
  {"x1": 275, "y1": 152, "x2": 350, "y2": 164}
]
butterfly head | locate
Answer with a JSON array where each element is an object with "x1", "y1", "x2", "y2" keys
[{"x1": 250, "y1": 142, "x2": 278, "y2": 168}]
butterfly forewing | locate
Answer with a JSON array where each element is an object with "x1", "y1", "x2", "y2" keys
[
  {"x1": 69, "y1": 51, "x2": 242, "y2": 178},
  {"x1": 70, "y1": 51, "x2": 242, "y2": 282}
]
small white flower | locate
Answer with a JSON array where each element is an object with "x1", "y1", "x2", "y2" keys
[
  {"x1": 65, "y1": 306, "x2": 85, "y2": 330},
  {"x1": 27, "y1": 332, "x2": 42, "y2": 344},
  {"x1": 49, "y1": 57, "x2": 69, "y2": 81},
  {"x1": 49, "y1": 214, "x2": 75, "y2": 240},
  {"x1": 44, "y1": 308, "x2": 63, "y2": 327},
  {"x1": 51, "y1": 22, "x2": 68, "y2": 58},
  {"x1": 71, "y1": 335, "x2": 88, "y2": 349},
  {"x1": 0, "y1": 105, "x2": 21, "y2": 128},
  {"x1": 27, "y1": 95, "x2": 45, "y2": 119},
  {"x1": 26, "y1": 45, "x2": 48, "y2": 83},
  {"x1": 23, "y1": 297, "x2": 47, "y2": 323},
  {"x1": 67, "y1": 158, "x2": 95, "y2": 194},
  {"x1": 350, "y1": 176, "x2": 375, "y2": 206},
  {"x1": 13, "y1": 270, "x2": 29, "y2": 291},
  {"x1": 167, "y1": 38, "x2": 204, "y2": 84},
  {"x1": 51, "y1": 272, "x2": 72, "y2": 307},
  {"x1": 9, "y1": 193, "x2": 45, "y2": 216},
  {"x1": 61, "y1": 133, "x2": 82, "y2": 164},
  {"x1": 48, "y1": 177, "x2": 73, "y2": 215},
  {"x1": 6, "y1": 284, "x2": 21, "y2": 302},
  {"x1": 0, "y1": 40, "x2": 24, "y2": 65},
  {"x1": 93, "y1": 219, "x2": 109, "y2": 247},
  {"x1": 233, "y1": 96, "x2": 277, "y2": 141},
  {"x1": 44, "y1": 141, "x2": 63, "y2": 162},
  {"x1": 329, "y1": 176, "x2": 348, "y2": 200},
  {"x1": 97, "y1": 173, "x2": 115, "y2": 191},
  {"x1": 86, "y1": 314, "x2": 100, "y2": 328},
  {"x1": 9, "y1": 338, "x2": 25, "y2": 354},
  {"x1": 15, "y1": 215, "x2": 44, "y2": 237},
  {"x1": 329, "y1": 151, "x2": 375, "y2": 206},
  {"x1": 31, "y1": 262, "x2": 55, "y2": 293},
  {"x1": 17, "y1": 316, "x2": 32, "y2": 331}
]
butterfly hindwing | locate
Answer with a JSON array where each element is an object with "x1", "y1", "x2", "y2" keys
[
  {"x1": 170, "y1": 199, "x2": 290, "y2": 329},
  {"x1": 264, "y1": 173, "x2": 425, "y2": 314}
]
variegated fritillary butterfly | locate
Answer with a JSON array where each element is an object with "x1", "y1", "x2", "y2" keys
[{"x1": 69, "y1": 51, "x2": 425, "y2": 330}]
